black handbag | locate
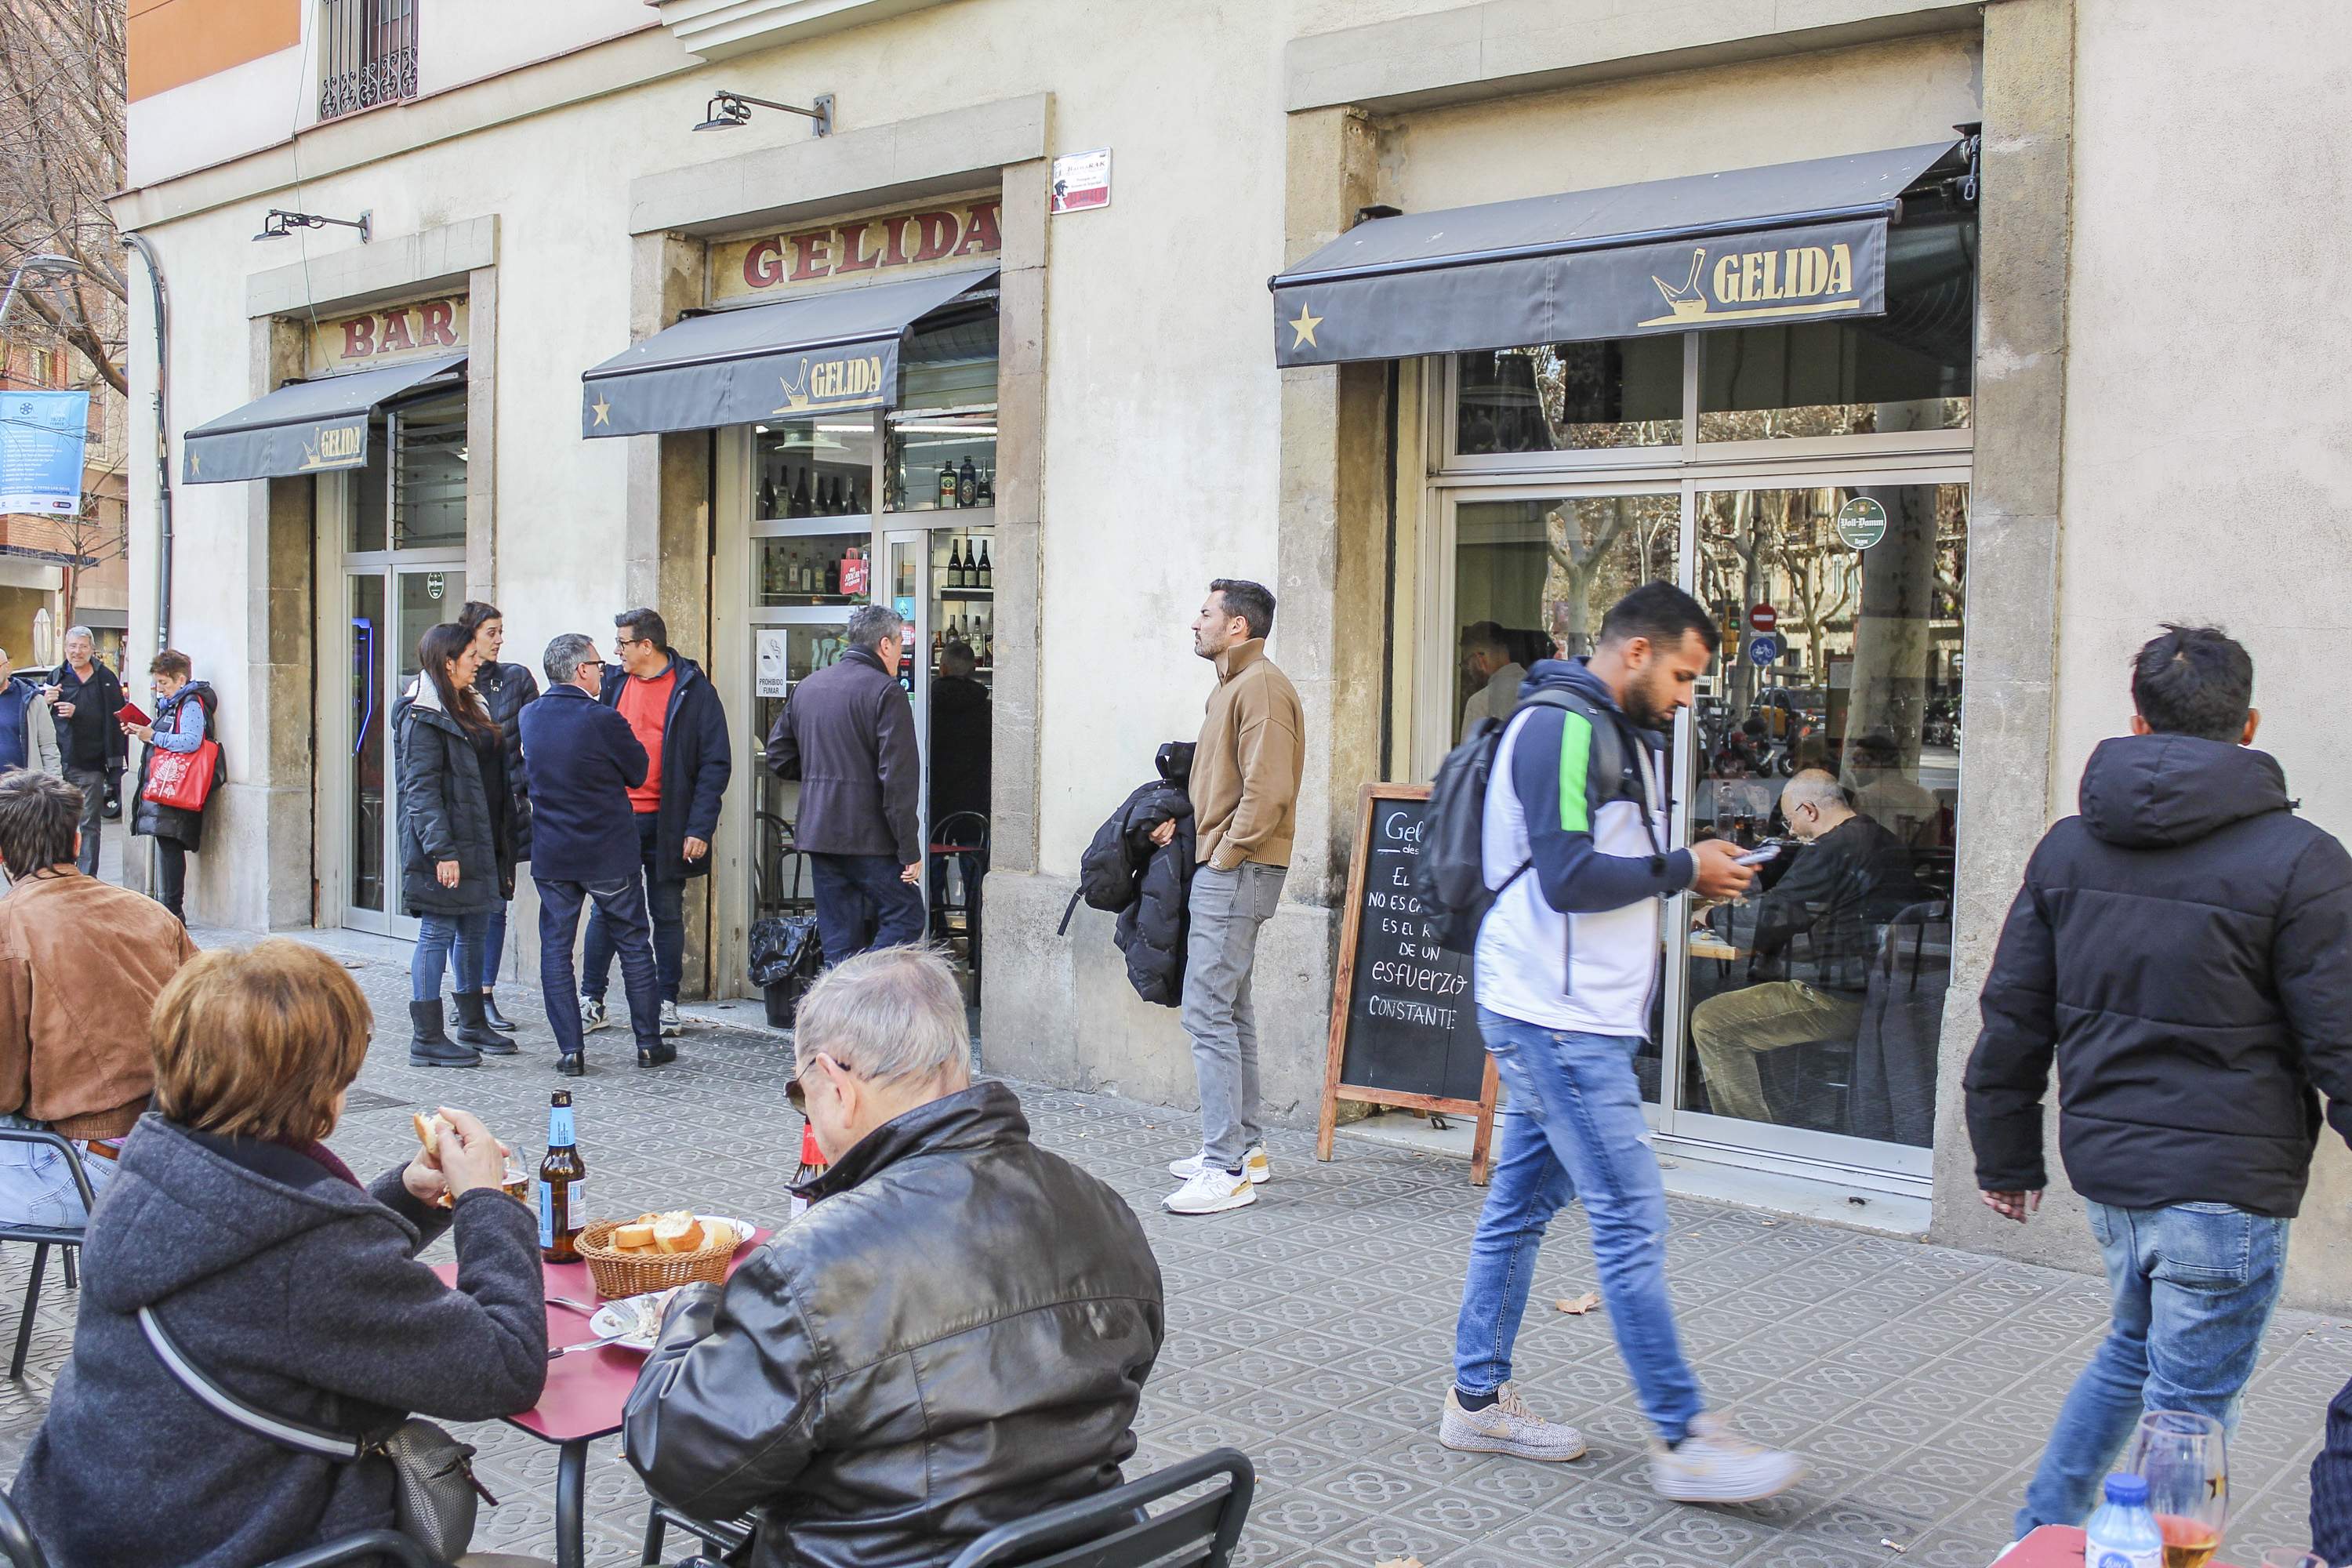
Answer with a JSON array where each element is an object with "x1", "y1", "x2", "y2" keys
[{"x1": 136, "y1": 1305, "x2": 492, "y2": 1563}]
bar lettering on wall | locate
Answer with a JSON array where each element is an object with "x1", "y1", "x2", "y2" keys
[{"x1": 307, "y1": 296, "x2": 470, "y2": 377}]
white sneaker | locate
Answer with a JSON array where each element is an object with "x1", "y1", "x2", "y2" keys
[
  {"x1": 659, "y1": 1000, "x2": 683, "y2": 1036},
  {"x1": 1650, "y1": 1412, "x2": 1806, "y2": 1504},
  {"x1": 1168, "y1": 1146, "x2": 1272, "y2": 1184},
  {"x1": 1163, "y1": 1165, "x2": 1257, "y2": 1214},
  {"x1": 1439, "y1": 1385, "x2": 1587, "y2": 1462},
  {"x1": 579, "y1": 995, "x2": 610, "y2": 1033}
]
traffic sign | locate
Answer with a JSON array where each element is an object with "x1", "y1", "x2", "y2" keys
[
  {"x1": 1748, "y1": 604, "x2": 1777, "y2": 634},
  {"x1": 1747, "y1": 633, "x2": 1782, "y2": 667}
]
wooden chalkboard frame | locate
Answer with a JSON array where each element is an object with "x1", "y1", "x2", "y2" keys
[{"x1": 1317, "y1": 782, "x2": 1501, "y2": 1185}]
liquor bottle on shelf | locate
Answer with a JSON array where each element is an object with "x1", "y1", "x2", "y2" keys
[
  {"x1": 978, "y1": 466, "x2": 994, "y2": 506},
  {"x1": 957, "y1": 456, "x2": 978, "y2": 508},
  {"x1": 759, "y1": 472, "x2": 779, "y2": 520},
  {"x1": 931, "y1": 627, "x2": 944, "y2": 663},
  {"x1": 825, "y1": 554, "x2": 841, "y2": 596},
  {"x1": 537, "y1": 1090, "x2": 586, "y2": 1265},
  {"x1": 948, "y1": 538, "x2": 967, "y2": 588},
  {"x1": 976, "y1": 539, "x2": 993, "y2": 589},
  {"x1": 849, "y1": 477, "x2": 866, "y2": 514},
  {"x1": 798, "y1": 552, "x2": 815, "y2": 594},
  {"x1": 937, "y1": 460, "x2": 956, "y2": 510},
  {"x1": 789, "y1": 468, "x2": 811, "y2": 517}
]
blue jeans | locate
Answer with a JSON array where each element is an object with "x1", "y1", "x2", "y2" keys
[
  {"x1": 2016, "y1": 1200, "x2": 2290, "y2": 1536},
  {"x1": 472, "y1": 901, "x2": 509, "y2": 991},
  {"x1": 412, "y1": 911, "x2": 490, "y2": 1002},
  {"x1": 537, "y1": 873, "x2": 660, "y2": 1056},
  {"x1": 807, "y1": 851, "x2": 926, "y2": 965},
  {"x1": 0, "y1": 1133, "x2": 115, "y2": 1226},
  {"x1": 583, "y1": 813, "x2": 685, "y2": 1004},
  {"x1": 1454, "y1": 1009, "x2": 1704, "y2": 1444}
]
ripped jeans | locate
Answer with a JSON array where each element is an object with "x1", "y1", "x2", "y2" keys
[{"x1": 1450, "y1": 1009, "x2": 1705, "y2": 1443}]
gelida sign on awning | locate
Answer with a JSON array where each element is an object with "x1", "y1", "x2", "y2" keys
[
  {"x1": 1269, "y1": 142, "x2": 1958, "y2": 368},
  {"x1": 180, "y1": 354, "x2": 466, "y2": 484}
]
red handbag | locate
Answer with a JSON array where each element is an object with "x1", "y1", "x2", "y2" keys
[{"x1": 141, "y1": 736, "x2": 221, "y2": 811}]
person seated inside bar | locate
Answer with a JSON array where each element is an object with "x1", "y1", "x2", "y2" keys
[
  {"x1": 622, "y1": 946, "x2": 1164, "y2": 1568},
  {"x1": 1690, "y1": 769, "x2": 1923, "y2": 1124}
]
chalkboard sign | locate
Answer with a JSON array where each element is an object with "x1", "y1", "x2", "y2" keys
[{"x1": 1318, "y1": 784, "x2": 1500, "y2": 1184}]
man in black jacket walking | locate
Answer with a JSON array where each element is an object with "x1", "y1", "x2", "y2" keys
[
  {"x1": 580, "y1": 608, "x2": 731, "y2": 1052},
  {"x1": 1965, "y1": 625, "x2": 2352, "y2": 1538},
  {"x1": 49, "y1": 626, "x2": 122, "y2": 877},
  {"x1": 765, "y1": 602, "x2": 924, "y2": 963}
]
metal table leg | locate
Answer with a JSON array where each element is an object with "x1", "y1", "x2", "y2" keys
[{"x1": 556, "y1": 1438, "x2": 588, "y2": 1568}]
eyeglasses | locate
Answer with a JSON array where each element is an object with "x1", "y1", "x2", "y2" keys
[{"x1": 613, "y1": 636, "x2": 646, "y2": 648}]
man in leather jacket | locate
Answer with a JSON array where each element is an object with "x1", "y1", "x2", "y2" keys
[{"x1": 622, "y1": 946, "x2": 1164, "y2": 1568}]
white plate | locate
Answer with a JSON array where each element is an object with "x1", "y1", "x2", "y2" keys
[{"x1": 587, "y1": 1295, "x2": 664, "y2": 1352}]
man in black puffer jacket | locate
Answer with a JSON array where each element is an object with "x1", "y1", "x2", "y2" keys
[
  {"x1": 625, "y1": 946, "x2": 1163, "y2": 1568},
  {"x1": 1069, "y1": 743, "x2": 1196, "y2": 1005},
  {"x1": 1966, "y1": 626, "x2": 2352, "y2": 1540}
]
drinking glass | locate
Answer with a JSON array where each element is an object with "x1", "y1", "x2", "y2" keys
[{"x1": 2125, "y1": 1410, "x2": 2227, "y2": 1568}]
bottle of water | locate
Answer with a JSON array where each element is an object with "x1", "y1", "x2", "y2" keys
[{"x1": 2085, "y1": 1472, "x2": 2162, "y2": 1568}]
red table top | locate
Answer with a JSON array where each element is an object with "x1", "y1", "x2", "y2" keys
[
  {"x1": 433, "y1": 1226, "x2": 771, "y2": 1445},
  {"x1": 2005, "y1": 1525, "x2": 2245, "y2": 1568}
]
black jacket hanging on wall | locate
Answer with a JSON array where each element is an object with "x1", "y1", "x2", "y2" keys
[{"x1": 1064, "y1": 743, "x2": 1196, "y2": 1007}]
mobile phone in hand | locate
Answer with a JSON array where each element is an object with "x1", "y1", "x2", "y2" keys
[{"x1": 1734, "y1": 843, "x2": 1782, "y2": 866}]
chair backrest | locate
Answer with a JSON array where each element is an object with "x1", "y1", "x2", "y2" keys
[
  {"x1": 932, "y1": 811, "x2": 990, "y2": 855},
  {"x1": 0, "y1": 1127, "x2": 95, "y2": 1243},
  {"x1": 0, "y1": 1489, "x2": 49, "y2": 1568},
  {"x1": 946, "y1": 1449, "x2": 1254, "y2": 1568}
]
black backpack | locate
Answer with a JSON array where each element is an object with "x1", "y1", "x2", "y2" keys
[{"x1": 1414, "y1": 688, "x2": 1630, "y2": 953}]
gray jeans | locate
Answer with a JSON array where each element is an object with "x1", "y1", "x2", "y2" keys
[
  {"x1": 66, "y1": 768, "x2": 103, "y2": 876},
  {"x1": 1181, "y1": 860, "x2": 1287, "y2": 1168}
]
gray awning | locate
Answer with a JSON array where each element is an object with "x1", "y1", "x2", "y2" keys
[
  {"x1": 1270, "y1": 142, "x2": 1961, "y2": 367},
  {"x1": 582, "y1": 266, "x2": 998, "y2": 438},
  {"x1": 181, "y1": 354, "x2": 466, "y2": 484}
]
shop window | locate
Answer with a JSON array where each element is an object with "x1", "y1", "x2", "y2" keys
[
  {"x1": 1697, "y1": 209, "x2": 1975, "y2": 441},
  {"x1": 756, "y1": 419, "x2": 875, "y2": 521},
  {"x1": 318, "y1": 0, "x2": 419, "y2": 122},
  {"x1": 887, "y1": 304, "x2": 998, "y2": 512},
  {"x1": 390, "y1": 390, "x2": 466, "y2": 547},
  {"x1": 1683, "y1": 482, "x2": 1967, "y2": 1147},
  {"x1": 1454, "y1": 338, "x2": 1682, "y2": 456}
]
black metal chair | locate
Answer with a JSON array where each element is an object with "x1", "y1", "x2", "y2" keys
[
  {"x1": 928, "y1": 810, "x2": 991, "y2": 972},
  {"x1": 0, "y1": 1488, "x2": 441, "y2": 1568},
  {"x1": 0, "y1": 1127, "x2": 96, "y2": 1380},
  {"x1": 641, "y1": 1448, "x2": 1254, "y2": 1568}
]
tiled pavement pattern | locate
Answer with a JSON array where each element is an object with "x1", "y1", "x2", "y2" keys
[{"x1": 0, "y1": 924, "x2": 2336, "y2": 1566}]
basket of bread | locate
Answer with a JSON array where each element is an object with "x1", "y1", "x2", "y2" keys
[{"x1": 577, "y1": 1211, "x2": 744, "y2": 1298}]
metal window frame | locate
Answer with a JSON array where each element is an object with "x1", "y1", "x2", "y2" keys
[{"x1": 318, "y1": 0, "x2": 419, "y2": 122}]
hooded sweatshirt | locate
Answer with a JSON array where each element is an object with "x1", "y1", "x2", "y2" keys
[
  {"x1": 1475, "y1": 659, "x2": 1693, "y2": 1037},
  {"x1": 10, "y1": 1114, "x2": 546, "y2": 1568},
  {"x1": 1965, "y1": 733, "x2": 2352, "y2": 1217}
]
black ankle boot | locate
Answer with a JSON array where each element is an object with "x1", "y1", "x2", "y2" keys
[
  {"x1": 452, "y1": 991, "x2": 515, "y2": 1054},
  {"x1": 480, "y1": 989, "x2": 518, "y2": 1033},
  {"x1": 556, "y1": 1051, "x2": 586, "y2": 1078},
  {"x1": 408, "y1": 1000, "x2": 481, "y2": 1069}
]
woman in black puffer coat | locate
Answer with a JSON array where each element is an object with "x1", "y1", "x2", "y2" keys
[
  {"x1": 396, "y1": 621, "x2": 520, "y2": 1067},
  {"x1": 459, "y1": 602, "x2": 538, "y2": 1033}
]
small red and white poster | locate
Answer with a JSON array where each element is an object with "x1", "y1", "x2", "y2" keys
[{"x1": 1051, "y1": 148, "x2": 1111, "y2": 214}]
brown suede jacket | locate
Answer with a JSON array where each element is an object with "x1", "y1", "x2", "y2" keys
[
  {"x1": 1191, "y1": 638, "x2": 1305, "y2": 872},
  {"x1": 0, "y1": 873, "x2": 198, "y2": 1138}
]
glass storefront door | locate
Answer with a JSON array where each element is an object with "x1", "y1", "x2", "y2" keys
[{"x1": 343, "y1": 561, "x2": 465, "y2": 937}]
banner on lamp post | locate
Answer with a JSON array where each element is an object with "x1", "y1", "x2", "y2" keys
[{"x1": 0, "y1": 391, "x2": 90, "y2": 515}]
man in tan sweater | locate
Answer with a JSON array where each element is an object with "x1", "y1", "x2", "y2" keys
[
  {"x1": 1156, "y1": 579, "x2": 1304, "y2": 1215},
  {"x1": 0, "y1": 770, "x2": 197, "y2": 1223}
]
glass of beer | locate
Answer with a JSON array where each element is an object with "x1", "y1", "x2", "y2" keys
[
  {"x1": 2125, "y1": 1410, "x2": 2227, "y2": 1568},
  {"x1": 501, "y1": 1156, "x2": 532, "y2": 1204}
]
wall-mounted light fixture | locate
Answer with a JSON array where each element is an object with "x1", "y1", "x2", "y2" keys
[
  {"x1": 695, "y1": 90, "x2": 832, "y2": 137},
  {"x1": 253, "y1": 209, "x2": 372, "y2": 243}
]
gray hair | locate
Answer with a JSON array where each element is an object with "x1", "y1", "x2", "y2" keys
[
  {"x1": 845, "y1": 602, "x2": 901, "y2": 651},
  {"x1": 63, "y1": 626, "x2": 92, "y2": 646},
  {"x1": 1781, "y1": 768, "x2": 1847, "y2": 816},
  {"x1": 543, "y1": 633, "x2": 598, "y2": 686},
  {"x1": 793, "y1": 945, "x2": 968, "y2": 1083}
]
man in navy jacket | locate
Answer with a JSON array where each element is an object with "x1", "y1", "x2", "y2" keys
[{"x1": 519, "y1": 633, "x2": 666, "y2": 1073}]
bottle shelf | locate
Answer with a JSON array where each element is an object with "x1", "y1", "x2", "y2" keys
[{"x1": 938, "y1": 587, "x2": 994, "y2": 598}]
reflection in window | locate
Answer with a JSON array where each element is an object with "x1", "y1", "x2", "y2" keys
[
  {"x1": 1682, "y1": 483, "x2": 1967, "y2": 1146},
  {"x1": 389, "y1": 390, "x2": 466, "y2": 547},
  {"x1": 1697, "y1": 208, "x2": 1976, "y2": 441},
  {"x1": 1455, "y1": 338, "x2": 1682, "y2": 456},
  {"x1": 889, "y1": 303, "x2": 999, "y2": 510}
]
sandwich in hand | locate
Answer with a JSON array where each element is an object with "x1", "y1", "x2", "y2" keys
[{"x1": 412, "y1": 1112, "x2": 459, "y2": 1207}]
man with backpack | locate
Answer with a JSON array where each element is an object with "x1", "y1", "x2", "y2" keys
[{"x1": 1435, "y1": 581, "x2": 1806, "y2": 1504}]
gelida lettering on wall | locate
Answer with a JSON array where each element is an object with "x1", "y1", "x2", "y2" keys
[
  {"x1": 1639, "y1": 241, "x2": 1860, "y2": 327},
  {"x1": 773, "y1": 354, "x2": 888, "y2": 415},
  {"x1": 715, "y1": 199, "x2": 1004, "y2": 303},
  {"x1": 307, "y1": 296, "x2": 469, "y2": 376},
  {"x1": 299, "y1": 422, "x2": 367, "y2": 471}
]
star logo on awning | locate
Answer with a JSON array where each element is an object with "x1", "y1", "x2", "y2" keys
[
  {"x1": 188, "y1": 452, "x2": 200, "y2": 475},
  {"x1": 1288, "y1": 303, "x2": 1323, "y2": 349},
  {"x1": 590, "y1": 393, "x2": 612, "y2": 427}
]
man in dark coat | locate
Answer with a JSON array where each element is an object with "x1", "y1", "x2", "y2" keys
[
  {"x1": 1965, "y1": 625, "x2": 2352, "y2": 1538},
  {"x1": 765, "y1": 601, "x2": 923, "y2": 963},
  {"x1": 624, "y1": 946, "x2": 1163, "y2": 1568},
  {"x1": 927, "y1": 638, "x2": 990, "y2": 825},
  {"x1": 582, "y1": 608, "x2": 731, "y2": 1042},
  {"x1": 48, "y1": 626, "x2": 122, "y2": 877},
  {"x1": 521, "y1": 633, "x2": 665, "y2": 1074}
]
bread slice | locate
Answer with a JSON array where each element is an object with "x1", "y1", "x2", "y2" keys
[
  {"x1": 612, "y1": 1221, "x2": 657, "y2": 1252},
  {"x1": 412, "y1": 1111, "x2": 454, "y2": 1152},
  {"x1": 652, "y1": 1210, "x2": 705, "y2": 1254}
]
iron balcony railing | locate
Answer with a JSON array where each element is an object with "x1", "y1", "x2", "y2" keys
[{"x1": 318, "y1": 0, "x2": 417, "y2": 122}]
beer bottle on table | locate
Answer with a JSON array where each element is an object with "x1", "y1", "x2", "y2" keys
[{"x1": 538, "y1": 1090, "x2": 586, "y2": 1264}]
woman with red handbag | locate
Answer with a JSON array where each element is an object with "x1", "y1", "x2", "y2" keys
[{"x1": 123, "y1": 649, "x2": 216, "y2": 923}]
